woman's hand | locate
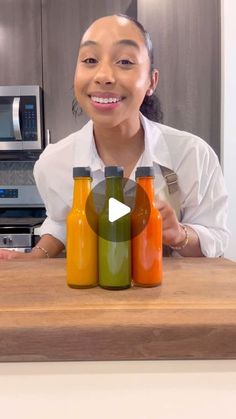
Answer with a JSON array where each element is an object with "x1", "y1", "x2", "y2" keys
[
  {"x1": 0, "y1": 249, "x2": 33, "y2": 260},
  {"x1": 0, "y1": 235, "x2": 65, "y2": 261},
  {"x1": 156, "y1": 199, "x2": 203, "y2": 256},
  {"x1": 156, "y1": 199, "x2": 185, "y2": 247}
]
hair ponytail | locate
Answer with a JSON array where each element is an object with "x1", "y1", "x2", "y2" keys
[
  {"x1": 140, "y1": 94, "x2": 163, "y2": 123},
  {"x1": 117, "y1": 14, "x2": 164, "y2": 123}
]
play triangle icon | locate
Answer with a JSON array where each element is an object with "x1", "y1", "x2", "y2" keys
[{"x1": 108, "y1": 197, "x2": 131, "y2": 222}]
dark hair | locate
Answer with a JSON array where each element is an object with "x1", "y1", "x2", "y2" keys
[{"x1": 72, "y1": 14, "x2": 163, "y2": 123}]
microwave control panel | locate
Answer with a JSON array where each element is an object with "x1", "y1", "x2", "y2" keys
[{"x1": 21, "y1": 96, "x2": 37, "y2": 141}]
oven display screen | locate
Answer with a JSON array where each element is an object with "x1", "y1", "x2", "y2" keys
[{"x1": 0, "y1": 188, "x2": 18, "y2": 198}]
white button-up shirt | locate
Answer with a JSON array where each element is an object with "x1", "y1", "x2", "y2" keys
[{"x1": 34, "y1": 113, "x2": 229, "y2": 257}]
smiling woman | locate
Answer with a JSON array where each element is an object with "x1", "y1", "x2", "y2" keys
[
  {"x1": 0, "y1": 14, "x2": 229, "y2": 261},
  {"x1": 73, "y1": 15, "x2": 158, "y2": 131}
]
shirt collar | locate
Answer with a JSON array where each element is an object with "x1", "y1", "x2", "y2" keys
[
  {"x1": 73, "y1": 114, "x2": 173, "y2": 176},
  {"x1": 139, "y1": 113, "x2": 173, "y2": 170},
  {"x1": 73, "y1": 120, "x2": 103, "y2": 171}
]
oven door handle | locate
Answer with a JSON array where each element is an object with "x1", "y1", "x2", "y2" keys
[{"x1": 12, "y1": 97, "x2": 22, "y2": 140}]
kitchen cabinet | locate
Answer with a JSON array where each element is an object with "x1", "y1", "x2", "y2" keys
[
  {"x1": 138, "y1": 0, "x2": 221, "y2": 157},
  {"x1": 0, "y1": 0, "x2": 137, "y2": 144},
  {"x1": 41, "y1": 0, "x2": 137, "y2": 143},
  {"x1": 0, "y1": 0, "x2": 221, "y2": 156},
  {"x1": 0, "y1": 0, "x2": 42, "y2": 86}
]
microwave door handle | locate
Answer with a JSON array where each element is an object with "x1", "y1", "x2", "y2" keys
[{"x1": 12, "y1": 97, "x2": 22, "y2": 140}]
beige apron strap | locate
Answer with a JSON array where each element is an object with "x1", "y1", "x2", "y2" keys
[
  {"x1": 159, "y1": 166, "x2": 178, "y2": 194},
  {"x1": 158, "y1": 165, "x2": 181, "y2": 221},
  {"x1": 157, "y1": 165, "x2": 181, "y2": 257}
]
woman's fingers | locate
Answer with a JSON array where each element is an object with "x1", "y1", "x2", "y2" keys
[
  {"x1": 0, "y1": 249, "x2": 16, "y2": 260},
  {"x1": 156, "y1": 199, "x2": 178, "y2": 226},
  {"x1": 0, "y1": 249, "x2": 27, "y2": 260},
  {"x1": 156, "y1": 199, "x2": 184, "y2": 246}
]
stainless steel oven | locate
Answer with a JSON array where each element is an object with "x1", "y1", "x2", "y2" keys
[
  {"x1": 0, "y1": 85, "x2": 43, "y2": 155},
  {"x1": 0, "y1": 187, "x2": 45, "y2": 253},
  {"x1": 0, "y1": 207, "x2": 46, "y2": 253},
  {"x1": 0, "y1": 162, "x2": 45, "y2": 252}
]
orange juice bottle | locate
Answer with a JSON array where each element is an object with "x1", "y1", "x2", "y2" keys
[
  {"x1": 131, "y1": 166, "x2": 162, "y2": 287},
  {"x1": 66, "y1": 167, "x2": 98, "y2": 288}
]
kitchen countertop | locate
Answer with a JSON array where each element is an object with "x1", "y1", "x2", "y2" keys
[{"x1": 0, "y1": 257, "x2": 236, "y2": 362}]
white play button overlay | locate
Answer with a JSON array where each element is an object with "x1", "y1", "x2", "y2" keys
[
  {"x1": 86, "y1": 177, "x2": 151, "y2": 241},
  {"x1": 108, "y1": 197, "x2": 131, "y2": 222}
]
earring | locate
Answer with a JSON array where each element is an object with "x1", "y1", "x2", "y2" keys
[{"x1": 147, "y1": 88, "x2": 153, "y2": 96}]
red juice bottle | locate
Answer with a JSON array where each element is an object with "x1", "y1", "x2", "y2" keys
[{"x1": 131, "y1": 166, "x2": 162, "y2": 287}]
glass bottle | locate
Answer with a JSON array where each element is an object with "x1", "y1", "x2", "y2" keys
[
  {"x1": 131, "y1": 166, "x2": 162, "y2": 287},
  {"x1": 66, "y1": 166, "x2": 98, "y2": 288},
  {"x1": 99, "y1": 166, "x2": 131, "y2": 290}
]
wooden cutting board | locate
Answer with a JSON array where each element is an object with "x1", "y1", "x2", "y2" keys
[{"x1": 0, "y1": 257, "x2": 236, "y2": 362}]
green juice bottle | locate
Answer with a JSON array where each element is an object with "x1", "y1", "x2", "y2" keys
[{"x1": 98, "y1": 166, "x2": 131, "y2": 290}]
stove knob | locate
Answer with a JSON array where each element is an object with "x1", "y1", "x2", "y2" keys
[{"x1": 3, "y1": 236, "x2": 13, "y2": 245}]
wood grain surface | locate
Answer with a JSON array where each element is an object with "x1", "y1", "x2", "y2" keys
[{"x1": 0, "y1": 258, "x2": 236, "y2": 362}]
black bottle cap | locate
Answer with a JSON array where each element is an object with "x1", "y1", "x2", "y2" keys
[
  {"x1": 135, "y1": 166, "x2": 154, "y2": 178},
  {"x1": 73, "y1": 166, "x2": 91, "y2": 178},
  {"x1": 104, "y1": 166, "x2": 124, "y2": 177}
]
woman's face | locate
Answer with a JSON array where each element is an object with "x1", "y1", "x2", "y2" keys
[{"x1": 74, "y1": 15, "x2": 157, "y2": 129}]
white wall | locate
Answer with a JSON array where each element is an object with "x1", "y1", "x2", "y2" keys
[{"x1": 221, "y1": 0, "x2": 236, "y2": 261}]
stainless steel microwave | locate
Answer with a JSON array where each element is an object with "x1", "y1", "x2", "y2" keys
[{"x1": 0, "y1": 85, "x2": 43, "y2": 153}]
